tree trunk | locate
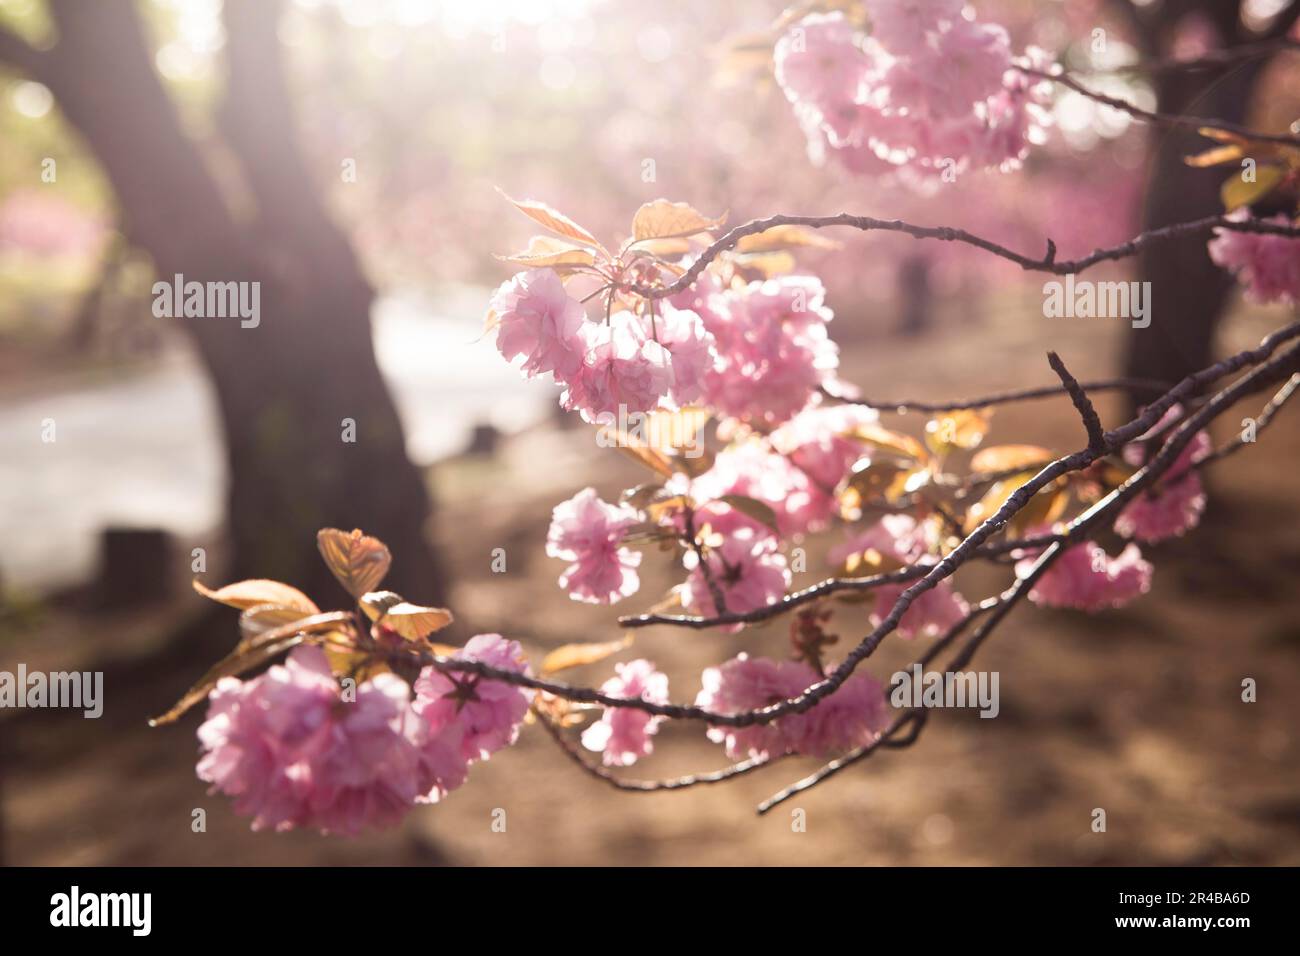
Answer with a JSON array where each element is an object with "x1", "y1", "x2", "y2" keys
[
  {"x1": 1123, "y1": 63, "x2": 1264, "y2": 402},
  {"x1": 38, "y1": 0, "x2": 446, "y2": 604},
  {"x1": 1121, "y1": 0, "x2": 1300, "y2": 410}
]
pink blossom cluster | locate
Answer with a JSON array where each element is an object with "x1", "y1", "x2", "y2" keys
[
  {"x1": 1208, "y1": 213, "x2": 1300, "y2": 306},
  {"x1": 696, "y1": 653, "x2": 887, "y2": 760},
  {"x1": 1113, "y1": 405, "x2": 1212, "y2": 543},
  {"x1": 677, "y1": 503, "x2": 793, "y2": 625},
  {"x1": 670, "y1": 274, "x2": 840, "y2": 426},
  {"x1": 546, "y1": 486, "x2": 643, "y2": 604},
  {"x1": 197, "y1": 636, "x2": 531, "y2": 834},
  {"x1": 492, "y1": 268, "x2": 842, "y2": 430},
  {"x1": 773, "y1": 7, "x2": 1052, "y2": 178},
  {"x1": 581, "y1": 659, "x2": 670, "y2": 766},
  {"x1": 1017, "y1": 538, "x2": 1152, "y2": 612}
]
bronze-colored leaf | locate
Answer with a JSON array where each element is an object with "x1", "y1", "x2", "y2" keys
[
  {"x1": 497, "y1": 234, "x2": 597, "y2": 269},
  {"x1": 238, "y1": 603, "x2": 314, "y2": 645},
  {"x1": 716, "y1": 494, "x2": 781, "y2": 534},
  {"x1": 732, "y1": 250, "x2": 797, "y2": 278},
  {"x1": 317, "y1": 528, "x2": 392, "y2": 598},
  {"x1": 735, "y1": 224, "x2": 842, "y2": 253},
  {"x1": 358, "y1": 590, "x2": 405, "y2": 621},
  {"x1": 541, "y1": 635, "x2": 634, "y2": 676},
  {"x1": 378, "y1": 603, "x2": 454, "y2": 640},
  {"x1": 1184, "y1": 144, "x2": 1246, "y2": 168},
  {"x1": 497, "y1": 189, "x2": 604, "y2": 250},
  {"x1": 925, "y1": 409, "x2": 991, "y2": 455},
  {"x1": 970, "y1": 444, "x2": 1053, "y2": 474},
  {"x1": 612, "y1": 443, "x2": 676, "y2": 479},
  {"x1": 1009, "y1": 481, "x2": 1069, "y2": 537},
  {"x1": 149, "y1": 611, "x2": 352, "y2": 726},
  {"x1": 631, "y1": 199, "x2": 725, "y2": 241},
  {"x1": 193, "y1": 578, "x2": 318, "y2": 614},
  {"x1": 1221, "y1": 164, "x2": 1286, "y2": 212},
  {"x1": 849, "y1": 422, "x2": 928, "y2": 462}
]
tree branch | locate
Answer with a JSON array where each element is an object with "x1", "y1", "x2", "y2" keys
[
  {"x1": 1047, "y1": 351, "x2": 1107, "y2": 454},
  {"x1": 627, "y1": 213, "x2": 1300, "y2": 302}
]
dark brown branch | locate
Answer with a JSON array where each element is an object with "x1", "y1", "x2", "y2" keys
[
  {"x1": 628, "y1": 213, "x2": 1300, "y2": 302},
  {"x1": 536, "y1": 707, "x2": 774, "y2": 793},
  {"x1": 840, "y1": 377, "x2": 1169, "y2": 415},
  {"x1": 1018, "y1": 64, "x2": 1300, "y2": 148},
  {"x1": 1201, "y1": 373, "x2": 1300, "y2": 465},
  {"x1": 1047, "y1": 351, "x2": 1106, "y2": 454}
]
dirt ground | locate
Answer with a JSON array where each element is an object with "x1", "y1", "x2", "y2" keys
[{"x1": 4, "y1": 292, "x2": 1299, "y2": 866}]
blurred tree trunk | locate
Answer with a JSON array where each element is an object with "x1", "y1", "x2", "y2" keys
[
  {"x1": 1119, "y1": 0, "x2": 1300, "y2": 411},
  {"x1": 4, "y1": 0, "x2": 445, "y2": 604}
]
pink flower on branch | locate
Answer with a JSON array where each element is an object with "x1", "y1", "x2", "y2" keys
[
  {"x1": 413, "y1": 634, "x2": 533, "y2": 764},
  {"x1": 1019, "y1": 540, "x2": 1152, "y2": 612},
  {"x1": 1114, "y1": 404, "x2": 1212, "y2": 543},
  {"x1": 581, "y1": 659, "x2": 670, "y2": 767},
  {"x1": 696, "y1": 654, "x2": 887, "y2": 760},
  {"x1": 490, "y1": 267, "x2": 587, "y2": 380},
  {"x1": 546, "y1": 487, "x2": 644, "y2": 604}
]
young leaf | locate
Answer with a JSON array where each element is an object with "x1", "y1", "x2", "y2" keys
[
  {"x1": 735, "y1": 224, "x2": 842, "y2": 253},
  {"x1": 970, "y1": 444, "x2": 1053, "y2": 474},
  {"x1": 715, "y1": 494, "x2": 781, "y2": 534},
  {"x1": 497, "y1": 189, "x2": 604, "y2": 250},
  {"x1": 925, "y1": 409, "x2": 991, "y2": 455},
  {"x1": 317, "y1": 528, "x2": 392, "y2": 599},
  {"x1": 631, "y1": 199, "x2": 725, "y2": 241},
  {"x1": 238, "y1": 603, "x2": 315, "y2": 644},
  {"x1": 378, "y1": 603, "x2": 455, "y2": 640},
  {"x1": 1221, "y1": 164, "x2": 1286, "y2": 212},
  {"x1": 849, "y1": 422, "x2": 928, "y2": 462},
  {"x1": 193, "y1": 578, "x2": 318, "y2": 614},
  {"x1": 1184, "y1": 144, "x2": 1245, "y2": 168},
  {"x1": 149, "y1": 611, "x2": 352, "y2": 726},
  {"x1": 497, "y1": 235, "x2": 598, "y2": 269},
  {"x1": 540, "y1": 635, "x2": 634, "y2": 676}
]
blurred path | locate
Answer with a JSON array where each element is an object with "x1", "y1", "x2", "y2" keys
[{"x1": 0, "y1": 289, "x2": 549, "y2": 593}]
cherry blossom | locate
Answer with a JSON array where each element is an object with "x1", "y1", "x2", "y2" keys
[
  {"x1": 581, "y1": 659, "x2": 670, "y2": 766},
  {"x1": 546, "y1": 487, "x2": 644, "y2": 604},
  {"x1": 560, "y1": 312, "x2": 675, "y2": 423},
  {"x1": 490, "y1": 267, "x2": 587, "y2": 379},
  {"x1": 678, "y1": 516, "x2": 791, "y2": 623},
  {"x1": 1208, "y1": 213, "x2": 1300, "y2": 305},
  {"x1": 197, "y1": 646, "x2": 431, "y2": 835},
  {"x1": 412, "y1": 634, "x2": 533, "y2": 763},
  {"x1": 1019, "y1": 540, "x2": 1152, "y2": 611}
]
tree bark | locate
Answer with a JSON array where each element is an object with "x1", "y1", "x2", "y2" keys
[
  {"x1": 29, "y1": 0, "x2": 446, "y2": 604},
  {"x1": 1121, "y1": 0, "x2": 1300, "y2": 410}
]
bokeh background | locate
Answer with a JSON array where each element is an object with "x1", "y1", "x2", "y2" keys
[{"x1": 1, "y1": 0, "x2": 1298, "y2": 865}]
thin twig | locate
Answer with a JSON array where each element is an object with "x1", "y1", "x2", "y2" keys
[
  {"x1": 1018, "y1": 65, "x2": 1300, "y2": 148},
  {"x1": 627, "y1": 213, "x2": 1300, "y2": 301},
  {"x1": 1047, "y1": 351, "x2": 1106, "y2": 454}
]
